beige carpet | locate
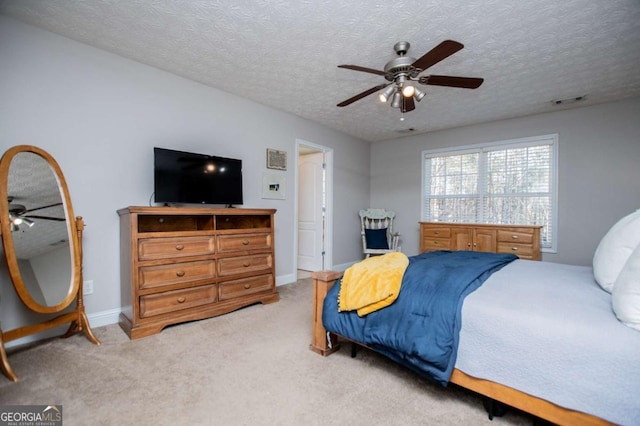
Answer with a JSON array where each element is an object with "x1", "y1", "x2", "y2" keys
[{"x1": 0, "y1": 279, "x2": 535, "y2": 425}]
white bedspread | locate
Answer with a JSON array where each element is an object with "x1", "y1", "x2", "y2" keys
[{"x1": 456, "y1": 260, "x2": 640, "y2": 425}]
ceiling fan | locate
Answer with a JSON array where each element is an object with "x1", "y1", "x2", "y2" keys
[
  {"x1": 7, "y1": 196, "x2": 65, "y2": 231},
  {"x1": 337, "y1": 40, "x2": 484, "y2": 116}
]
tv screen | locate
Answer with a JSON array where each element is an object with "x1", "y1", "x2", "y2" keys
[{"x1": 154, "y1": 147, "x2": 243, "y2": 206}]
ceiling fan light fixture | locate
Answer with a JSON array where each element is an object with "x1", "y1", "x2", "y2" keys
[
  {"x1": 9, "y1": 215, "x2": 34, "y2": 230},
  {"x1": 413, "y1": 87, "x2": 426, "y2": 102},
  {"x1": 378, "y1": 85, "x2": 396, "y2": 103},
  {"x1": 336, "y1": 39, "x2": 483, "y2": 117},
  {"x1": 390, "y1": 91, "x2": 402, "y2": 108},
  {"x1": 402, "y1": 85, "x2": 415, "y2": 98}
]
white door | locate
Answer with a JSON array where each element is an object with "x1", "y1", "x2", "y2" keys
[{"x1": 297, "y1": 152, "x2": 324, "y2": 271}]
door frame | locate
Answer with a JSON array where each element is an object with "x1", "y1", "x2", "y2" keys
[{"x1": 294, "y1": 139, "x2": 333, "y2": 273}]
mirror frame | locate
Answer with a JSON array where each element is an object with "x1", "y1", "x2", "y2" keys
[{"x1": 0, "y1": 145, "x2": 80, "y2": 314}]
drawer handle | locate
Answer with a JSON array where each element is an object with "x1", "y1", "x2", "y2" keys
[
  {"x1": 177, "y1": 297, "x2": 186, "y2": 303},
  {"x1": 175, "y1": 270, "x2": 185, "y2": 277},
  {"x1": 511, "y1": 235, "x2": 519, "y2": 240},
  {"x1": 243, "y1": 261, "x2": 251, "y2": 267},
  {"x1": 175, "y1": 244, "x2": 185, "y2": 251},
  {"x1": 511, "y1": 247, "x2": 519, "y2": 251},
  {"x1": 242, "y1": 240, "x2": 250, "y2": 245},
  {"x1": 434, "y1": 231, "x2": 440, "y2": 235},
  {"x1": 467, "y1": 243, "x2": 471, "y2": 247},
  {"x1": 244, "y1": 284, "x2": 251, "y2": 289}
]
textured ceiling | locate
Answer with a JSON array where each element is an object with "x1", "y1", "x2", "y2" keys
[{"x1": 1, "y1": 0, "x2": 640, "y2": 142}]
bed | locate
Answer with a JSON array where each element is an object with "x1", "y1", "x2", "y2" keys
[{"x1": 310, "y1": 250, "x2": 640, "y2": 426}]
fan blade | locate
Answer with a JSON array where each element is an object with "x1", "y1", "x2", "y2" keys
[
  {"x1": 337, "y1": 83, "x2": 390, "y2": 107},
  {"x1": 24, "y1": 215, "x2": 66, "y2": 222},
  {"x1": 25, "y1": 202, "x2": 63, "y2": 213},
  {"x1": 401, "y1": 96, "x2": 415, "y2": 113},
  {"x1": 412, "y1": 40, "x2": 464, "y2": 72},
  {"x1": 338, "y1": 64, "x2": 387, "y2": 76},
  {"x1": 425, "y1": 75, "x2": 484, "y2": 89}
]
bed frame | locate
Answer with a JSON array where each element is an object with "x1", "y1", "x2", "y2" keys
[{"x1": 309, "y1": 271, "x2": 611, "y2": 426}]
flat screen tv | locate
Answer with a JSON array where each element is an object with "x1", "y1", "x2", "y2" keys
[{"x1": 154, "y1": 147, "x2": 243, "y2": 206}]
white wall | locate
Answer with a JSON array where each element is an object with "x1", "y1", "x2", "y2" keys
[
  {"x1": 0, "y1": 16, "x2": 370, "y2": 332},
  {"x1": 30, "y1": 245, "x2": 72, "y2": 306},
  {"x1": 16, "y1": 258, "x2": 46, "y2": 306},
  {"x1": 371, "y1": 97, "x2": 640, "y2": 266}
]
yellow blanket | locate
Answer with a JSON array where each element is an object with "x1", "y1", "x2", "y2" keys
[{"x1": 338, "y1": 252, "x2": 409, "y2": 317}]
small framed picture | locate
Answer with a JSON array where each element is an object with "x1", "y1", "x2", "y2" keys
[
  {"x1": 266, "y1": 148, "x2": 287, "y2": 170},
  {"x1": 262, "y1": 173, "x2": 286, "y2": 200}
]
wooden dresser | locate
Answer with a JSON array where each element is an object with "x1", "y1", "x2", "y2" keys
[
  {"x1": 420, "y1": 222, "x2": 542, "y2": 261},
  {"x1": 118, "y1": 206, "x2": 279, "y2": 339}
]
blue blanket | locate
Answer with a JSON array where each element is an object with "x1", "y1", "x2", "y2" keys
[{"x1": 323, "y1": 251, "x2": 517, "y2": 385}]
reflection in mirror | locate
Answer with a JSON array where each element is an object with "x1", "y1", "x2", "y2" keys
[{"x1": 7, "y1": 152, "x2": 72, "y2": 307}]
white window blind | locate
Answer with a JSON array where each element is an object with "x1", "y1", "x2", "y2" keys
[{"x1": 422, "y1": 135, "x2": 557, "y2": 251}]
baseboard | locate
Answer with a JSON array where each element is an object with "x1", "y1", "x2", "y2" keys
[
  {"x1": 87, "y1": 308, "x2": 121, "y2": 328},
  {"x1": 86, "y1": 272, "x2": 305, "y2": 320},
  {"x1": 276, "y1": 273, "x2": 296, "y2": 286},
  {"x1": 331, "y1": 261, "x2": 357, "y2": 273},
  {"x1": 5, "y1": 270, "x2": 346, "y2": 349},
  {"x1": 4, "y1": 308, "x2": 121, "y2": 349}
]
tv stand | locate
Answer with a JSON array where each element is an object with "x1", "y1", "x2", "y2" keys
[{"x1": 117, "y1": 206, "x2": 279, "y2": 339}]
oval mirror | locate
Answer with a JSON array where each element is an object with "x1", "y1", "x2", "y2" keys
[{"x1": 0, "y1": 145, "x2": 79, "y2": 314}]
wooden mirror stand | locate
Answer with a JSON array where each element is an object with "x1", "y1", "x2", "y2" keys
[{"x1": 0, "y1": 145, "x2": 100, "y2": 382}]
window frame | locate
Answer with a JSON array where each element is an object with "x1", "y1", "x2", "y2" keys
[{"x1": 421, "y1": 134, "x2": 558, "y2": 253}]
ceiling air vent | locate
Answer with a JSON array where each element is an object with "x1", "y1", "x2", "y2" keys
[
  {"x1": 551, "y1": 95, "x2": 587, "y2": 106},
  {"x1": 396, "y1": 128, "x2": 416, "y2": 134}
]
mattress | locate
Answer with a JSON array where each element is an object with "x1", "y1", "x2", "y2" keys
[{"x1": 456, "y1": 259, "x2": 640, "y2": 425}]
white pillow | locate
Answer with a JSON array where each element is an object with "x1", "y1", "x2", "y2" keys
[
  {"x1": 593, "y1": 209, "x2": 640, "y2": 293},
  {"x1": 612, "y1": 242, "x2": 640, "y2": 331}
]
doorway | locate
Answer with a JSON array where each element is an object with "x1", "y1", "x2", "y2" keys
[{"x1": 295, "y1": 139, "x2": 333, "y2": 278}]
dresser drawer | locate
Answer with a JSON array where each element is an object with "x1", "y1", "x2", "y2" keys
[
  {"x1": 217, "y1": 254, "x2": 273, "y2": 276},
  {"x1": 138, "y1": 260, "x2": 216, "y2": 290},
  {"x1": 219, "y1": 274, "x2": 274, "y2": 300},
  {"x1": 497, "y1": 229, "x2": 534, "y2": 244},
  {"x1": 139, "y1": 284, "x2": 217, "y2": 318},
  {"x1": 217, "y1": 233, "x2": 271, "y2": 253},
  {"x1": 422, "y1": 238, "x2": 451, "y2": 251},
  {"x1": 138, "y1": 236, "x2": 215, "y2": 260},
  {"x1": 497, "y1": 242, "x2": 536, "y2": 259},
  {"x1": 421, "y1": 226, "x2": 451, "y2": 238}
]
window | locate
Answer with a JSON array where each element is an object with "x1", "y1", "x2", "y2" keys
[{"x1": 422, "y1": 135, "x2": 557, "y2": 251}]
